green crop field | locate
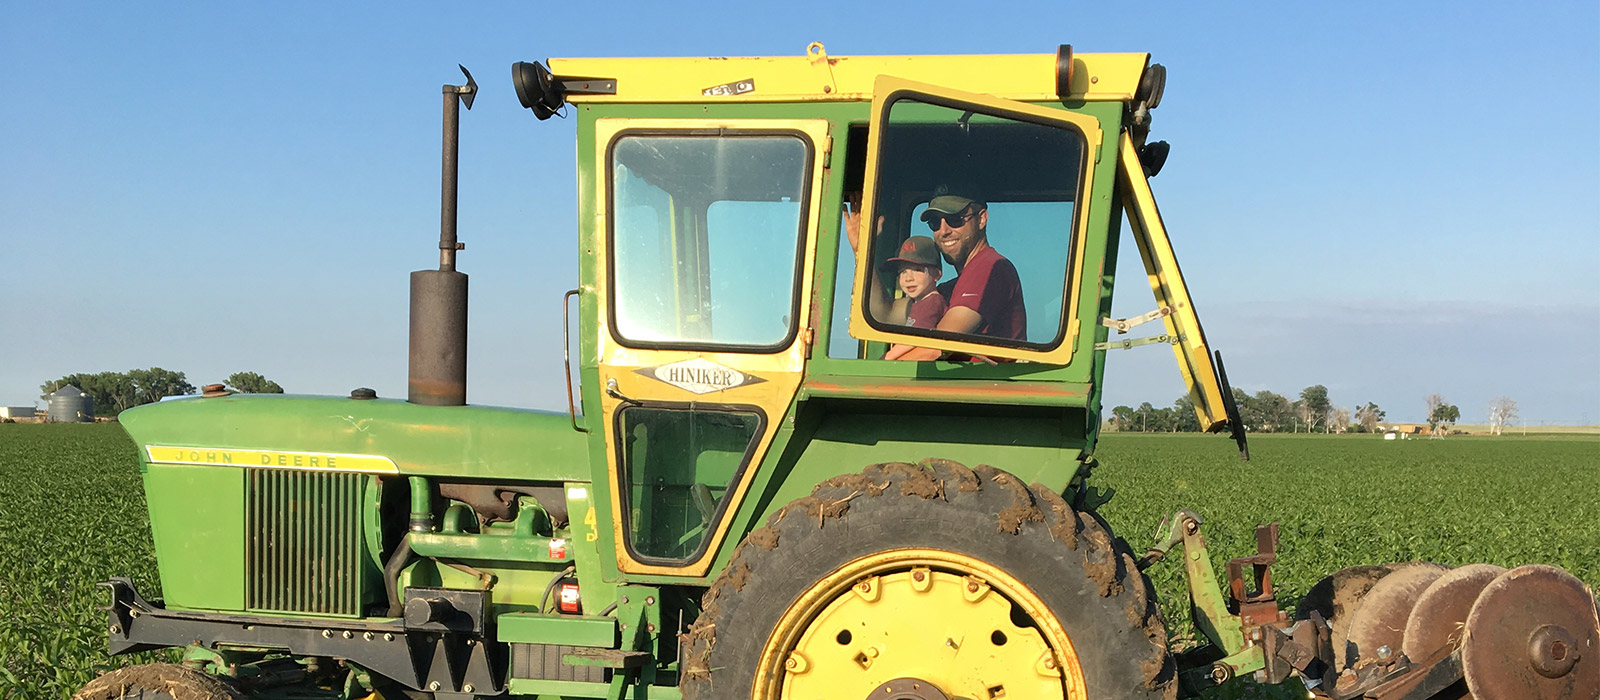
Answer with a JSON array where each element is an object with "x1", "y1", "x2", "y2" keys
[{"x1": 2, "y1": 424, "x2": 1596, "y2": 699}]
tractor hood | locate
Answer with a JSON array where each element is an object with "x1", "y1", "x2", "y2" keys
[{"x1": 120, "y1": 394, "x2": 589, "y2": 482}]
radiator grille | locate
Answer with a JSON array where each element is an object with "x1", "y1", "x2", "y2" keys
[{"x1": 246, "y1": 469, "x2": 364, "y2": 616}]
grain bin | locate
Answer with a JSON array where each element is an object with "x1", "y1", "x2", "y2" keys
[{"x1": 47, "y1": 385, "x2": 94, "y2": 422}]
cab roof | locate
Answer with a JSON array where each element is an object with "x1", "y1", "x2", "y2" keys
[{"x1": 546, "y1": 44, "x2": 1150, "y2": 104}]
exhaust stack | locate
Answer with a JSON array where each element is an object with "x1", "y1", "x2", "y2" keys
[{"x1": 408, "y1": 66, "x2": 476, "y2": 406}]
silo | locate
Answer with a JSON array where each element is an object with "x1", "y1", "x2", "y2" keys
[{"x1": 47, "y1": 385, "x2": 94, "y2": 423}]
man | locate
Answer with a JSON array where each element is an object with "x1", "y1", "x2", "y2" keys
[
  {"x1": 919, "y1": 195, "x2": 1026, "y2": 343},
  {"x1": 846, "y1": 193, "x2": 1026, "y2": 361}
]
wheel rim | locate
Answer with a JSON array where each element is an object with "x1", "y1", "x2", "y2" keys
[{"x1": 754, "y1": 548, "x2": 1086, "y2": 700}]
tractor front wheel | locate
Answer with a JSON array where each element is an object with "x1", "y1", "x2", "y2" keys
[
  {"x1": 681, "y1": 459, "x2": 1174, "y2": 700},
  {"x1": 72, "y1": 664, "x2": 243, "y2": 700}
]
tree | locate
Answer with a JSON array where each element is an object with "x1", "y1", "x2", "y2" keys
[
  {"x1": 1298, "y1": 385, "x2": 1332, "y2": 432},
  {"x1": 1251, "y1": 391, "x2": 1295, "y2": 433},
  {"x1": 1135, "y1": 402, "x2": 1157, "y2": 432},
  {"x1": 1331, "y1": 406, "x2": 1352, "y2": 434},
  {"x1": 1426, "y1": 394, "x2": 1460, "y2": 436},
  {"x1": 227, "y1": 372, "x2": 284, "y2": 394},
  {"x1": 1487, "y1": 396, "x2": 1519, "y2": 436},
  {"x1": 127, "y1": 368, "x2": 195, "y2": 406},
  {"x1": 41, "y1": 368, "x2": 195, "y2": 417},
  {"x1": 1172, "y1": 394, "x2": 1202, "y2": 432},
  {"x1": 1354, "y1": 402, "x2": 1385, "y2": 433},
  {"x1": 1113, "y1": 404, "x2": 1139, "y2": 431}
]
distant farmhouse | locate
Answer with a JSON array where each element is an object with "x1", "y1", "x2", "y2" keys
[{"x1": 1378, "y1": 423, "x2": 1429, "y2": 440}]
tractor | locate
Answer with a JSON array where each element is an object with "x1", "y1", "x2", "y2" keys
[{"x1": 76, "y1": 45, "x2": 1597, "y2": 700}]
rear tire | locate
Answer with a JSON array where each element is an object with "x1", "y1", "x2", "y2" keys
[
  {"x1": 681, "y1": 459, "x2": 1175, "y2": 699},
  {"x1": 72, "y1": 664, "x2": 243, "y2": 700}
]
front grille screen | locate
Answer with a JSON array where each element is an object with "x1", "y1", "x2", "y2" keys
[{"x1": 245, "y1": 469, "x2": 364, "y2": 616}]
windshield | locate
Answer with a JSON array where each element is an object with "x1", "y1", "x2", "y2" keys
[{"x1": 610, "y1": 133, "x2": 811, "y2": 350}]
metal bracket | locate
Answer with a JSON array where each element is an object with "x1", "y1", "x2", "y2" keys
[
  {"x1": 1095, "y1": 333, "x2": 1182, "y2": 351},
  {"x1": 100, "y1": 578, "x2": 504, "y2": 694},
  {"x1": 1101, "y1": 306, "x2": 1171, "y2": 334}
]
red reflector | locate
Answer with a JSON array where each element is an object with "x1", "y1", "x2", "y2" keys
[{"x1": 558, "y1": 583, "x2": 582, "y2": 614}]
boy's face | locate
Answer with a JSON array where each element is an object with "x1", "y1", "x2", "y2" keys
[{"x1": 897, "y1": 263, "x2": 938, "y2": 300}]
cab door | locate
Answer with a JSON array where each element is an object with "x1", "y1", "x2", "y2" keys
[
  {"x1": 846, "y1": 76, "x2": 1104, "y2": 364},
  {"x1": 591, "y1": 118, "x2": 829, "y2": 576}
]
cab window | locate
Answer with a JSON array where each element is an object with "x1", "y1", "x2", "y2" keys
[
  {"x1": 610, "y1": 133, "x2": 811, "y2": 350},
  {"x1": 616, "y1": 405, "x2": 762, "y2": 562},
  {"x1": 859, "y1": 96, "x2": 1087, "y2": 351}
]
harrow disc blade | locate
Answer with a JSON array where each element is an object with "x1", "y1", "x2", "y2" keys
[
  {"x1": 1402, "y1": 564, "x2": 1507, "y2": 663},
  {"x1": 1462, "y1": 565, "x2": 1600, "y2": 700},
  {"x1": 1300, "y1": 564, "x2": 1404, "y2": 671},
  {"x1": 1344, "y1": 563, "x2": 1450, "y2": 668}
]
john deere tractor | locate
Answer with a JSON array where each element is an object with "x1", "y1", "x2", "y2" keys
[{"x1": 77, "y1": 45, "x2": 1597, "y2": 700}]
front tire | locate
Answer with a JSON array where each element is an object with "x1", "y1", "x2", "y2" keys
[{"x1": 681, "y1": 459, "x2": 1175, "y2": 700}]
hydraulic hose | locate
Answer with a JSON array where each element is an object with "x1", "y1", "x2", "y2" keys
[{"x1": 383, "y1": 533, "x2": 414, "y2": 618}]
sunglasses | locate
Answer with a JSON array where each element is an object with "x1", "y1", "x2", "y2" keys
[{"x1": 924, "y1": 208, "x2": 974, "y2": 231}]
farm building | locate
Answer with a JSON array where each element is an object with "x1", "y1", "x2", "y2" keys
[
  {"x1": 1379, "y1": 423, "x2": 1429, "y2": 439},
  {"x1": 0, "y1": 406, "x2": 36, "y2": 420},
  {"x1": 46, "y1": 386, "x2": 94, "y2": 422}
]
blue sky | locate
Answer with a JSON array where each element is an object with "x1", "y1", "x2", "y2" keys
[{"x1": 2, "y1": 1, "x2": 1596, "y2": 425}]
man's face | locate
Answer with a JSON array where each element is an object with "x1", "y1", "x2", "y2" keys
[
  {"x1": 930, "y1": 206, "x2": 987, "y2": 267},
  {"x1": 897, "y1": 264, "x2": 938, "y2": 300}
]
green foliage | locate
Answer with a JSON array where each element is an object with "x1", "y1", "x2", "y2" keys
[
  {"x1": 1094, "y1": 432, "x2": 1600, "y2": 696},
  {"x1": 1430, "y1": 403, "x2": 1461, "y2": 429},
  {"x1": 225, "y1": 372, "x2": 284, "y2": 394},
  {"x1": 0, "y1": 425, "x2": 176, "y2": 698},
  {"x1": 1353, "y1": 402, "x2": 1385, "y2": 433},
  {"x1": 1297, "y1": 385, "x2": 1331, "y2": 430},
  {"x1": 40, "y1": 368, "x2": 195, "y2": 417}
]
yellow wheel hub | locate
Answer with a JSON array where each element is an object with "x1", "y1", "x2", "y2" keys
[{"x1": 757, "y1": 549, "x2": 1085, "y2": 700}]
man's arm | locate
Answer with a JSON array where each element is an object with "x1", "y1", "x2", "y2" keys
[
  {"x1": 932, "y1": 305, "x2": 982, "y2": 335},
  {"x1": 888, "y1": 306, "x2": 983, "y2": 362},
  {"x1": 843, "y1": 198, "x2": 892, "y2": 321}
]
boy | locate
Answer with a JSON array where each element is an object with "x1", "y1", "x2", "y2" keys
[{"x1": 881, "y1": 236, "x2": 947, "y2": 360}]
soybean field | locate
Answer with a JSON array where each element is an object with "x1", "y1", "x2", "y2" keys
[{"x1": 1, "y1": 423, "x2": 1596, "y2": 699}]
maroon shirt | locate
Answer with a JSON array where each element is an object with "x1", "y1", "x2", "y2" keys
[
  {"x1": 938, "y1": 245, "x2": 1026, "y2": 341},
  {"x1": 905, "y1": 291, "x2": 948, "y2": 329}
]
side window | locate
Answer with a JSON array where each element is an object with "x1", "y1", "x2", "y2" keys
[
  {"x1": 858, "y1": 94, "x2": 1088, "y2": 353},
  {"x1": 610, "y1": 134, "x2": 810, "y2": 350},
  {"x1": 617, "y1": 406, "x2": 762, "y2": 562}
]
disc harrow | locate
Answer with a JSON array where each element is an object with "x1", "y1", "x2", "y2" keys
[{"x1": 1151, "y1": 514, "x2": 1598, "y2": 700}]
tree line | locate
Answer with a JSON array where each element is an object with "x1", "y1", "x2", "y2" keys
[
  {"x1": 39, "y1": 370, "x2": 283, "y2": 416},
  {"x1": 1108, "y1": 385, "x2": 1515, "y2": 436}
]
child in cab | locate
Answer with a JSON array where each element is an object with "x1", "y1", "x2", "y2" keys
[{"x1": 882, "y1": 236, "x2": 947, "y2": 360}]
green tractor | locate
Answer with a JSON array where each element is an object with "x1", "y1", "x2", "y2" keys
[{"x1": 77, "y1": 45, "x2": 1597, "y2": 700}]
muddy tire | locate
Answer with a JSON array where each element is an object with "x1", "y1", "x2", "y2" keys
[
  {"x1": 72, "y1": 664, "x2": 243, "y2": 700},
  {"x1": 680, "y1": 459, "x2": 1174, "y2": 700}
]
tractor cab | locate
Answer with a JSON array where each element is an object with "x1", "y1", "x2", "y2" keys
[{"x1": 512, "y1": 45, "x2": 1243, "y2": 578}]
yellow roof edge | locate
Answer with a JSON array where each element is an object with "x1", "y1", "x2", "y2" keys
[{"x1": 545, "y1": 51, "x2": 1150, "y2": 104}]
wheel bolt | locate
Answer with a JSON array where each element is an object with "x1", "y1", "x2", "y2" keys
[
  {"x1": 967, "y1": 581, "x2": 980, "y2": 593},
  {"x1": 913, "y1": 571, "x2": 926, "y2": 582}
]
